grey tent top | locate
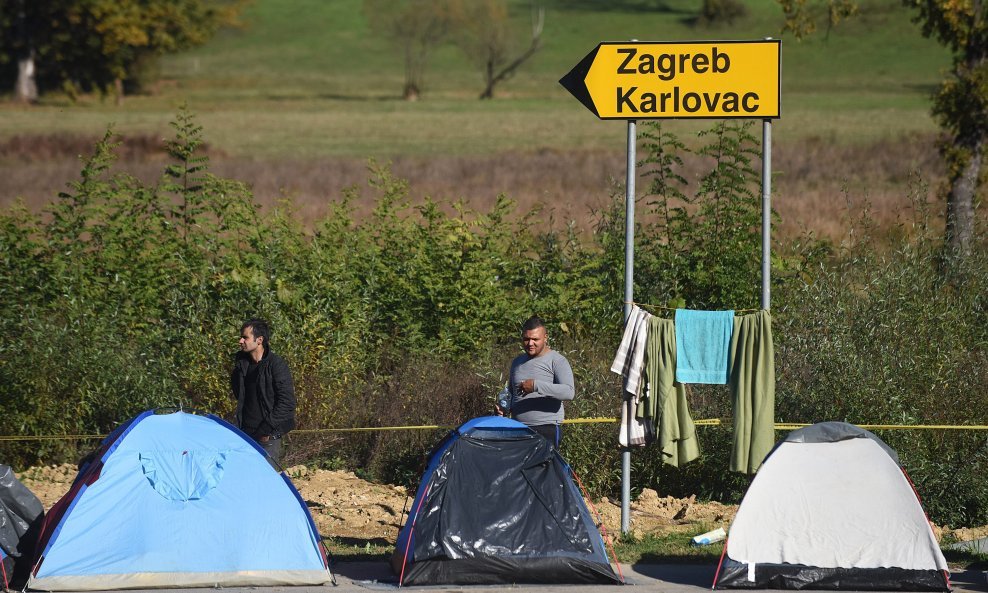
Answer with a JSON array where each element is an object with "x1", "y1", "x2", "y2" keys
[{"x1": 783, "y1": 421, "x2": 899, "y2": 464}]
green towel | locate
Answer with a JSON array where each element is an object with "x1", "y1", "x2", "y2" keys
[
  {"x1": 640, "y1": 317, "x2": 701, "y2": 467},
  {"x1": 728, "y1": 310, "x2": 776, "y2": 474}
]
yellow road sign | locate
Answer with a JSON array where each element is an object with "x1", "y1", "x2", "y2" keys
[{"x1": 559, "y1": 40, "x2": 781, "y2": 120}]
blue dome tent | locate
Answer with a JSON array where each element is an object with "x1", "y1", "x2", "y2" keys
[
  {"x1": 392, "y1": 416, "x2": 621, "y2": 586},
  {"x1": 28, "y1": 409, "x2": 332, "y2": 590}
]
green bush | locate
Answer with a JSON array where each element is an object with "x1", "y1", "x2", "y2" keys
[{"x1": 773, "y1": 185, "x2": 988, "y2": 525}]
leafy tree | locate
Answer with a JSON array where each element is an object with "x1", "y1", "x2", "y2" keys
[
  {"x1": 363, "y1": 0, "x2": 453, "y2": 101},
  {"x1": 449, "y1": 0, "x2": 544, "y2": 99},
  {"x1": 632, "y1": 121, "x2": 766, "y2": 310},
  {"x1": 777, "y1": 0, "x2": 857, "y2": 39},
  {"x1": 698, "y1": 0, "x2": 750, "y2": 27},
  {"x1": 909, "y1": 0, "x2": 988, "y2": 258},
  {"x1": 777, "y1": 0, "x2": 986, "y2": 259},
  {"x1": 0, "y1": 0, "x2": 245, "y2": 102},
  {"x1": 0, "y1": 0, "x2": 39, "y2": 102}
]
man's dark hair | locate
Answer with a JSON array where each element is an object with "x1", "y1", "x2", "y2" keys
[
  {"x1": 521, "y1": 315, "x2": 545, "y2": 333},
  {"x1": 242, "y1": 318, "x2": 271, "y2": 349}
]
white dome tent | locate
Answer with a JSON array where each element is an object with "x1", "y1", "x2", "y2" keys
[{"x1": 714, "y1": 422, "x2": 949, "y2": 591}]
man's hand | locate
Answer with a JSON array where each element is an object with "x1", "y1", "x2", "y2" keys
[
  {"x1": 494, "y1": 405, "x2": 505, "y2": 417},
  {"x1": 516, "y1": 379, "x2": 536, "y2": 395}
]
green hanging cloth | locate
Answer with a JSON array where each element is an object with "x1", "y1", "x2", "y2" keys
[
  {"x1": 640, "y1": 316, "x2": 701, "y2": 467},
  {"x1": 728, "y1": 310, "x2": 776, "y2": 474}
]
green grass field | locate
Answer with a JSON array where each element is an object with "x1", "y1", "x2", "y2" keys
[
  {"x1": 0, "y1": 0, "x2": 957, "y2": 243},
  {"x1": 0, "y1": 0, "x2": 950, "y2": 158}
]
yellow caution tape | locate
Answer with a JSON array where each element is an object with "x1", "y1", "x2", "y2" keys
[{"x1": 774, "y1": 423, "x2": 988, "y2": 431}]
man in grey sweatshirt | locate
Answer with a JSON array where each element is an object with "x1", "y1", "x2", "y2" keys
[{"x1": 502, "y1": 315, "x2": 575, "y2": 447}]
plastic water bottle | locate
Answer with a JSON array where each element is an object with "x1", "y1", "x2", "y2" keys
[
  {"x1": 497, "y1": 386, "x2": 511, "y2": 411},
  {"x1": 691, "y1": 527, "x2": 726, "y2": 546}
]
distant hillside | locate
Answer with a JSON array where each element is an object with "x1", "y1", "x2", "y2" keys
[
  {"x1": 164, "y1": 0, "x2": 948, "y2": 104},
  {"x1": 0, "y1": 0, "x2": 955, "y2": 238}
]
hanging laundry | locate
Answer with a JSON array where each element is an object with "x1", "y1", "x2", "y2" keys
[
  {"x1": 674, "y1": 309, "x2": 735, "y2": 384},
  {"x1": 617, "y1": 396, "x2": 648, "y2": 447},
  {"x1": 610, "y1": 305, "x2": 651, "y2": 396},
  {"x1": 728, "y1": 310, "x2": 775, "y2": 474},
  {"x1": 612, "y1": 305, "x2": 652, "y2": 447},
  {"x1": 642, "y1": 317, "x2": 700, "y2": 467}
]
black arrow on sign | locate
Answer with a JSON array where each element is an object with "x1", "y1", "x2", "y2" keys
[{"x1": 558, "y1": 44, "x2": 601, "y2": 118}]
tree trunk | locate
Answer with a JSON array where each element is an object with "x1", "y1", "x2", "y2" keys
[
  {"x1": 15, "y1": 48, "x2": 38, "y2": 103},
  {"x1": 945, "y1": 136, "x2": 981, "y2": 257},
  {"x1": 403, "y1": 83, "x2": 420, "y2": 101},
  {"x1": 944, "y1": 4, "x2": 985, "y2": 260},
  {"x1": 403, "y1": 43, "x2": 422, "y2": 101},
  {"x1": 480, "y1": 60, "x2": 495, "y2": 99},
  {"x1": 114, "y1": 78, "x2": 125, "y2": 106},
  {"x1": 476, "y1": 4, "x2": 544, "y2": 100}
]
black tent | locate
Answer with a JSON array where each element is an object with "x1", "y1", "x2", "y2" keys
[
  {"x1": 392, "y1": 416, "x2": 621, "y2": 586},
  {"x1": 0, "y1": 464, "x2": 44, "y2": 590}
]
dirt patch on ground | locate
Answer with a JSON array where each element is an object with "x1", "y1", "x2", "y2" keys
[
  {"x1": 16, "y1": 464, "x2": 78, "y2": 509},
  {"x1": 287, "y1": 467, "x2": 740, "y2": 544},
  {"x1": 285, "y1": 466, "x2": 410, "y2": 544},
  {"x1": 595, "y1": 488, "x2": 738, "y2": 541},
  {"x1": 14, "y1": 464, "x2": 735, "y2": 543},
  {"x1": 15, "y1": 464, "x2": 988, "y2": 546}
]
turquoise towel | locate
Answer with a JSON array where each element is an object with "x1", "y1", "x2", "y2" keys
[{"x1": 674, "y1": 309, "x2": 735, "y2": 384}]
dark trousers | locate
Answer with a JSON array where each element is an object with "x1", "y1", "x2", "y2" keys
[
  {"x1": 529, "y1": 424, "x2": 562, "y2": 448},
  {"x1": 247, "y1": 433, "x2": 283, "y2": 468},
  {"x1": 259, "y1": 436, "x2": 283, "y2": 464}
]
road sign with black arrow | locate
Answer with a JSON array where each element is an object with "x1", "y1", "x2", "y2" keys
[{"x1": 559, "y1": 40, "x2": 781, "y2": 120}]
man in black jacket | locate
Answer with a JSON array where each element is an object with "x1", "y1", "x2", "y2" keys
[{"x1": 231, "y1": 318, "x2": 296, "y2": 463}]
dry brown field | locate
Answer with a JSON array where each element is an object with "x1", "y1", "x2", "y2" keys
[
  {"x1": 0, "y1": 131, "x2": 944, "y2": 244},
  {"x1": 0, "y1": 135, "x2": 944, "y2": 241}
]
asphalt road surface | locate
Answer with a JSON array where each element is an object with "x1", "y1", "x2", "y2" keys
[{"x1": 42, "y1": 562, "x2": 985, "y2": 593}]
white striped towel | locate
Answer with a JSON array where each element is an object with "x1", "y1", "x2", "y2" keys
[{"x1": 610, "y1": 304, "x2": 651, "y2": 397}]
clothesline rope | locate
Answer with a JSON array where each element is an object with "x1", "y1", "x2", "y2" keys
[{"x1": 626, "y1": 301, "x2": 761, "y2": 314}]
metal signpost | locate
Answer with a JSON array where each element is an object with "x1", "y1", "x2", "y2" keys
[{"x1": 559, "y1": 39, "x2": 781, "y2": 533}]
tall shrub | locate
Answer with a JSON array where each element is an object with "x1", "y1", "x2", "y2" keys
[{"x1": 774, "y1": 186, "x2": 988, "y2": 526}]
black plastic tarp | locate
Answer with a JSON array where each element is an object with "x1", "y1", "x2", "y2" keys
[
  {"x1": 716, "y1": 558, "x2": 949, "y2": 591},
  {"x1": 0, "y1": 464, "x2": 44, "y2": 588},
  {"x1": 395, "y1": 430, "x2": 619, "y2": 585}
]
